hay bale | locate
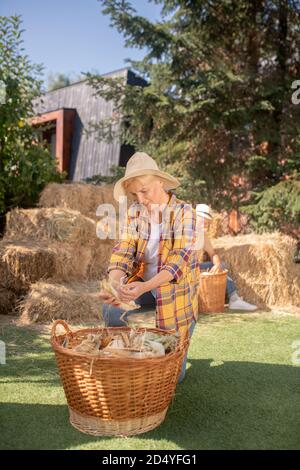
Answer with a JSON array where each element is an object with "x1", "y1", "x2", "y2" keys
[
  {"x1": 0, "y1": 238, "x2": 93, "y2": 293},
  {"x1": 214, "y1": 233, "x2": 300, "y2": 308},
  {"x1": 0, "y1": 238, "x2": 56, "y2": 293},
  {"x1": 207, "y1": 212, "x2": 224, "y2": 238},
  {"x1": 38, "y1": 182, "x2": 119, "y2": 219},
  {"x1": 0, "y1": 287, "x2": 18, "y2": 315},
  {"x1": 5, "y1": 208, "x2": 97, "y2": 246},
  {"x1": 17, "y1": 280, "x2": 102, "y2": 323},
  {"x1": 87, "y1": 242, "x2": 114, "y2": 280}
]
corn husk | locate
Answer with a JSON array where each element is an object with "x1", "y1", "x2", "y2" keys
[
  {"x1": 74, "y1": 334, "x2": 102, "y2": 354},
  {"x1": 143, "y1": 331, "x2": 179, "y2": 353},
  {"x1": 143, "y1": 340, "x2": 165, "y2": 357},
  {"x1": 67, "y1": 329, "x2": 178, "y2": 358},
  {"x1": 99, "y1": 278, "x2": 141, "y2": 312}
]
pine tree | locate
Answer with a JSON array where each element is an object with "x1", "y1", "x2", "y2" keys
[{"x1": 86, "y1": 0, "x2": 300, "y2": 209}]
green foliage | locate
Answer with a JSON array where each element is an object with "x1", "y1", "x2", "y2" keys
[
  {"x1": 84, "y1": 165, "x2": 125, "y2": 184},
  {"x1": 241, "y1": 179, "x2": 300, "y2": 234},
  {"x1": 3, "y1": 144, "x2": 64, "y2": 211},
  {"x1": 46, "y1": 72, "x2": 84, "y2": 92},
  {"x1": 47, "y1": 73, "x2": 71, "y2": 91},
  {"x1": 85, "y1": 0, "x2": 300, "y2": 209},
  {"x1": 0, "y1": 15, "x2": 65, "y2": 216}
]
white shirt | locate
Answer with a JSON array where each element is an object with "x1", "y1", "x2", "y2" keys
[{"x1": 142, "y1": 220, "x2": 162, "y2": 298}]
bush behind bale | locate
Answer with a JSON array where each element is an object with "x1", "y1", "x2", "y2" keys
[{"x1": 241, "y1": 180, "x2": 300, "y2": 238}]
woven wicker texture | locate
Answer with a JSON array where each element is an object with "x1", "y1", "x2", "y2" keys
[
  {"x1": 51, "y1": 320, "x2": 189, "y2": 436},
  {"x1": 198, "y1": 270, "x2": 228, "y2": 313},
  {"x1": 69, "y1": 407, "x2": 168, "y2": 437}
]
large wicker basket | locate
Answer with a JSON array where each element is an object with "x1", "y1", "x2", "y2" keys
[
  {"x1": 51, "y1": 320, "x2": 189, "y2": 437},
  {"x1": 198, "y1": 270, "x2": 228, "y2": 314}
]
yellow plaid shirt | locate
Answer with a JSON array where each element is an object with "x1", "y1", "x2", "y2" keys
[{"x1": 107, "y1": 192, "x2": 201, "y2": 336}]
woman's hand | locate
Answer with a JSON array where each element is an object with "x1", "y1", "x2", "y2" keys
[
  {"x1": 99, "y1": 290, "x2": 121, "y2": 307},
  {"x1": 119, "y1": 281, "x2": 148, "y2": 301},
  {"x1": 209, "y1": 264, "x2": 223, "y2": 274},
  {"x1": 209, "y1": 254, "x2": 223, "y2": 274}
]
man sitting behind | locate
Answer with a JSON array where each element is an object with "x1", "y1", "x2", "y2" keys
[{"x1": 196, "y1": 204, "x2": 257, "y2": 312}]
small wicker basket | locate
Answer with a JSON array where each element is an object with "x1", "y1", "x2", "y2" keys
[
  {"x1": 51, "y1": 320, "x2": 189, "y2": 437},
  {"x1": 198, "y1": 270, "x2": 228, "y2": 314}
]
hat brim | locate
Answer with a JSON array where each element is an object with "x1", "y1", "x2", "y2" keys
[
  {"x1": 196, "y1": 211, "x2": 213, "y2": 221},
  {"x1": 113, "y1": 169, "x2": 180, "y2": 201}
]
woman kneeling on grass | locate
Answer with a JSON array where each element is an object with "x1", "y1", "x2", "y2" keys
[{"x1": 99, "y1": 152, "x2": 202, "y2": 383}]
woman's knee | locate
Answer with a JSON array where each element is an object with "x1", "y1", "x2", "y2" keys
[
  {"x1": 102, "y1": 303, "x2": 109, "y2": 324},
  {"x1": 102, "y1": 303, "x2": 127, "y2": 327}
]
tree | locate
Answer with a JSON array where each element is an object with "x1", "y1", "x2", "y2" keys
[
  {"x1": 85, "y1": 0, "x2": 300, "y2": 209},
  {"x1": 47, "y1": 73, "x2": 71, "y2": 91},
  {"x1": 0, "y1": 15, "x2": 65, "y2": 218},
  {"x1": 242, "y1": 179, "x2": 300, "y2": 236},
  {"x1": 47, "y1": 72, "x2": 84, "y2": 91}
]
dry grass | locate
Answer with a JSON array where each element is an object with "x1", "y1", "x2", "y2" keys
[
  {"x1": 5, "y1": 208, "x2": 97, "y2": 246},
  {"x1": 17, "y1": 280, "x2": 102, "y2": 324},
  {"x1": 0, "y1": 238, "x2": 94, "y2": 292},
  {"x1": 38, "y1": 182, "x2": 118, "y2": 219},
  {"x1": 0, "y1": 287, "x2": 18, "y2": 315},
  {"x1": 214, "y1": 232, "x2": 300, "y2": 308},
  {"x1": 86, "y1": 243, "x2": 113, "y2": 280}
]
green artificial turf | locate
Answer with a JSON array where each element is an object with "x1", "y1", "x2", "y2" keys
[{"x1": 0, "y1": 312, "x2": 299, "y2": 450}]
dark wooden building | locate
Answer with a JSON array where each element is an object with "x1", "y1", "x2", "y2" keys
[{"x1": 32, "y1": 68, "x2": 146, "y2": 181}]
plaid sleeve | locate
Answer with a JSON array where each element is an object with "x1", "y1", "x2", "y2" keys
[
  {"x1": 160, "y1": 204, "x2": 197, "y2": 282},
  {"x1": 107, "y1": 211, "x2": 137, "y2": 276}
]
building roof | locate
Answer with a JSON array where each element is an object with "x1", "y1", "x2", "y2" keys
[{"x1": 33, "y1": 68, "x2": 146, "y2": 181}]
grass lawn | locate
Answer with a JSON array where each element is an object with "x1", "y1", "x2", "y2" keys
[{"x1": 0, "y1": 311, "x2": 299, "y2": 450}]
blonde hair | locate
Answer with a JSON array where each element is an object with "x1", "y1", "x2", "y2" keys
[{"x1": 123, "y1": 174, "x2": 166, "y2": 192}]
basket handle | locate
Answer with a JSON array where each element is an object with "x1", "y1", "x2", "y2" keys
[
  {"x1": 51, "y1": 319, "x2": 73, "y2": 342},
  {"x1": 179, "y1": 327, "x2": 190, "y2": 349}
]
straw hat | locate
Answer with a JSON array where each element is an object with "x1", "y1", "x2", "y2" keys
[
  {"x1": 196, "y1": 204, "x2": 213, "y2": 221},
  {"x1": 113, "y1": 152, "x2": 180, "y2": 201}
]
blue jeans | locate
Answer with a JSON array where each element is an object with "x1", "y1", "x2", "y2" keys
[
  {"x1": 200, "y1": 261, "x2": 236, "y2": 300},
  {"x1": 102, "y1": 283, "x2": 196, "y2": 383},
  {"x1": 177, "y1": 319, "x2": 196, "y2": 383}
]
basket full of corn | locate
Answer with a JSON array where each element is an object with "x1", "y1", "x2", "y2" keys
[{"x1": 51, "y1": 320, "x2": 189, "y2": 437}]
